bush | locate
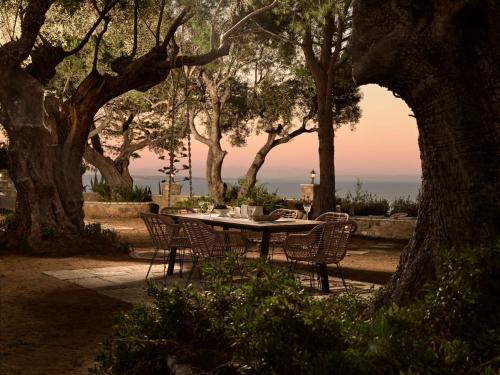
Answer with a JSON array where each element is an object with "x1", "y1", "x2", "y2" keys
[
  {"x1": 93, "y1": 243, "x2": 500, "y2": 374},
  {"x1": 0, "y1": 215, "x2": 129, "y2": 255},
  {"x1": 113, "y1": 185, "x2": 152, "y2": 202},
  {"x1": 342, "y1": 179, "x2": 390, "y2": 216},
  {"x1": 390, "y1": 195, "x2": 419, "y2": 217},
  {"x1": 225, "y1": 180, "x2": 286, "y2": 214},
  {"x1": 174, "y1": 196, "x2": 214, "y2": 211},
  {"x1": 90, "y1": 174, "x2": 152, "y2": 202}
]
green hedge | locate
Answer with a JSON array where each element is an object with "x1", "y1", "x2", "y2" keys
[{"x1": 92, "y1": 244, "x2": 500, "y2": 374}]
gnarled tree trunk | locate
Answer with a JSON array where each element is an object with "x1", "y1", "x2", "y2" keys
[
  {"x1": 84, "y1": 145, "x2": 133, "y2": 191},
  {"x1": 206, "y1": 146, "x2": 227, "y2": 203},
  {"x1": 1, "y1": 68, "x2": 87, "y2": 244},
  {"x1": 238, "y1": 117, "x2": 317, "y2": 198},
  {"x1": 238, "y1": 136, "x2": 274, "y2": 198},
  {"x1": 352, "y1": 0, "x2": 500, "y2": 307}
]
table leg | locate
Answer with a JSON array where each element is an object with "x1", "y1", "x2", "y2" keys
[
  {"x1": 167, "y1": 248, "x2": 177, "y2": 275},
  {"x1": 318, "y1": 263, "x2": 330, "y2": 293},
  {"x1": 260, "y1": 231, "x2": 271, "y2": 257}
]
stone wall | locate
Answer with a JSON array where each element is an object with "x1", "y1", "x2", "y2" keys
[
  {"x1": 0, "y1": 169, "x2": 16, "y2": 211},
  {"x1": 352, "y1": 216, "x2": 416, "y2": 240},
  {"x1": 83, "y1": 202, "x2": 158, "y2": 219},
  {"x1": 152, "y1": 183, "x2": 189, "y2": 212}
]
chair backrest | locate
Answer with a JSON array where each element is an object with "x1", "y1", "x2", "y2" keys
[
  {"x1": 161, "y1": 206, "x2": 194, "y2": 215},
  {"x1": 270, "y1": 208, "x2": 298, "y2": 219},
  {"x1": 140, "y1": 213, "x2": 177, "y2": 250},
  {"x1": 180, "y1": 218, "x2": 216, "y2": 259},
  {"x1": 306, "y1": 220, "x2": 356, "y2": 263},
  {"x1": 316, "y1": 212, "x2": 349, "y2": 222}
]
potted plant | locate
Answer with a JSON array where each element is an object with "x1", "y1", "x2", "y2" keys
[{"x1": 240, "y1": 197, "x2": 264, "y2": 219}]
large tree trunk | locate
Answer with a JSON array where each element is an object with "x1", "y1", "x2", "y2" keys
[
  {"x1": 84, "y1": 145, "x2": 133, "y2": 191},
  {"x1": 352, "y1": 0, "x2": 500, "y2": 306},
  {"x1": 316, "y1": 107, "x2": 336, "y2": 213},
  {"x1": 206, "y1": 146, "x2": 227, "y2": 203},
  {"x1": 238, "y1": 136, "x2": 274, "y2": 198},
  {"x1": 0, "y1": 67, "x2": 86, "y2": 246},
  {"x1": 8, "y1": 127, "x2": 84, "y2": 243}
]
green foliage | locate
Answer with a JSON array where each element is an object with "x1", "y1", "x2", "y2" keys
[
  {"x1": 90, "y1": 175, "x2": 151, "y2": 202},
  {"x1": 341, "y1": 179, "x2": 390, "y2": 216},
  {"x1": 113, "y1": 185, "x2": 152, "y2": 202},
  {"x1": 90, "y1": 174, "x2": 112, "y2": 200},
  {"x1": 80, "y1": 222, "x2": 130, "y2": 253},
  {"x1": 390, "y1": 195, "x2": 419, "y2": 217},
  {"x1": 93, "y1": 243, "x2": 500, "y2": 374},
  {"x1": 174, "y1": 196, "x2": 214, "y2": 212},
  {"x1": 225, "y1": 180, "x2": 285, "y2": 213}
]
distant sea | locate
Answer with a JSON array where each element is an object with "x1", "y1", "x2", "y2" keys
[{"x1": 83, "y1": 174, "x2": 421, "y2": 201}]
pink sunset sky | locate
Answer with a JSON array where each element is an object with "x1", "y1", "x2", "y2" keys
[{"x1": 130, "y1": 84, "x2": 421, "y2": 179}]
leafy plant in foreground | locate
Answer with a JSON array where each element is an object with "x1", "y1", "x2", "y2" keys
[{"x1": 92, "y1": 244, "x2": 500, "y2": 374}]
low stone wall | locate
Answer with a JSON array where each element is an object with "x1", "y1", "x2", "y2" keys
[
  {"x1": 84, "y1": 201, "x2": 158, "y2": 219},
  {"x1": 152, "y1": 194, "x2": 189, "y2": 212},
  {"x1": 83, "y1": 192, "x2": 101, "y2": 202},
  {"x1": 352, "y1": 216, "x2": 416, "y2": 240}
]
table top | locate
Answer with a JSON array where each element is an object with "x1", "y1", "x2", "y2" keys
[{"x1": 167, "y1": 213, "x2": 322, "y2": 232}]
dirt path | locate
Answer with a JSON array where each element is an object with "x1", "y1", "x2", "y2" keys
[
  {"x1": 0, "y1": 218, "x2": 404, "y2": 374},
  {"x1": 0, "y1": 254, "x2": 143, "y2": 375}
]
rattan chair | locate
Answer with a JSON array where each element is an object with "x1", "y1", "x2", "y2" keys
[
  {"x1": 141, "y1": 213, "x2": 191, "y2": 283},
  {"x1": 316, "y1": 212, "x2": 349, "y2": 222},
  {"x1": 284, "y1": 220, "x2": 357, "y2": 291},
  {"x1": 181, "y1": 218, "x2": 249, "y2": 283},
  {"x1": 267, "y1": 209, "x2": 299, "y2": 262},
  {"x1": 242, "y1": 209, "x2": 298, "y2": 258}
]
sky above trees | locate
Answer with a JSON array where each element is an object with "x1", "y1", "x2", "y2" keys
[{"x1": 131, "y1": 84, "x2": 420, "y2": 178}]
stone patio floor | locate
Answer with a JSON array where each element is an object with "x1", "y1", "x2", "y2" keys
[{"x1": 43, "y1": 253, "x2": 382, "y2": 305}]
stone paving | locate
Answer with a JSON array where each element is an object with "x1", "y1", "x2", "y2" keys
[
  {"x1": 44, "y1": 257, "x2": 381, "y2": 305},
  {"x1": 44, "y1": 264, "x2": 184, "y2": 304}
]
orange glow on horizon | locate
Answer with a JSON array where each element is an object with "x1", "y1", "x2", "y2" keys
[{"x1": 131, "y1": 84, "x2": 421, "y2": 179}]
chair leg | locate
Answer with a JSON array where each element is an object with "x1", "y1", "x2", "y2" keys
[
  {"x1": 186, "y1": 257, "x2": 198, "y2": 285},
  {"x1": 177, "y1": 248, "x2": 185, "y2": 278},
  {"x1": 163, "y1": 249, "x2": 167, "y2": 286},
  {"x1": 145, "y1": 248, "x2": 160, "y2": 282},
  {"x1": 336, "y1": 263, "x2": 348, "y2": 292}
]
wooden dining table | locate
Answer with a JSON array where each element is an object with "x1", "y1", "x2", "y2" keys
[{"x1": 166, "y1": 213, "x2": 332, "y2": 292}]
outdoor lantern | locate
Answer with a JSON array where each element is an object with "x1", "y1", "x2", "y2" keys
[{"x1": 310, "y1": 169, "x2": 316, "y2": 184}]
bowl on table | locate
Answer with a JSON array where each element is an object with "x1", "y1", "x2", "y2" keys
[{"x1": 214, "y1": 208, "x2": 230, "y2": 217}]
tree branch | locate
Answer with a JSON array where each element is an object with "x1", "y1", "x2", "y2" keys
[
  {"x1": 220, "y1": 0, "x2": 278, "y2": 45},
  {"x1": 155, "y1": 0, "x2": 166, "y2": 47},
  {"x1": 210, "y1": 0, "x2": 224, "y2": 50},
  {"x1": 0, "y1": 0, "x2": 54, "y2": 67},
  {"x1": 92, "y1": 16, "x2": 110, "y2": 71},
  {"x1": 161, "y1": 7, "x2": 191, "y2": 50},
  {"x1": 131, "y1": 0, "x2": 139, "y2": 57},
  {"x1": 302, "y1": 27, "x2": 323, "y2": 84},
  {"x1": 64, "y1": 0, "x2": 119, "y2": 57}
]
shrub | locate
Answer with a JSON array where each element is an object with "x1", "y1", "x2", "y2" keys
[
  {"x1": 90, "y1": 174, "x2": 152, "y2": 202},
  {"x1": 342, "y1": 180, "x2": 390, "y2": 216},
  {"x1": 174, "y1": 196, "x2": 214, "y2": 211},
  {"x1": 93, "y1": 244, "x2": 500, "y2": 374},
  {"x1": 113, "y1": 185, "x2": 152, "y2": 202},
  {"x1": 226, "y1": 181, "x2": 286, "y2": 214},
  {"x1": 0, "y1": 215, "x2": 129, "y2": 255},
  {"x1": 390, "y1": 195, "x2": 419, "y2": 217}
]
